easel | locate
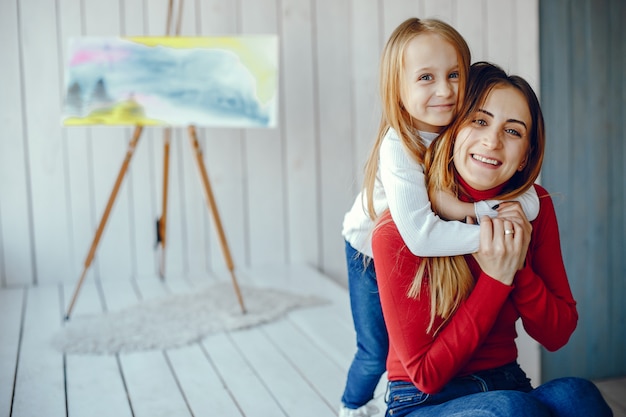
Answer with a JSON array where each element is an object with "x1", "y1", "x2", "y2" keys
[{"x1": 64, "y1": 0, "x2": 246, "y2": 319}]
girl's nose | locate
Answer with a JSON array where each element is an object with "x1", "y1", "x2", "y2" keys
[{"x1": 435, "y1": 79, "x2": 454, "y2": 97}]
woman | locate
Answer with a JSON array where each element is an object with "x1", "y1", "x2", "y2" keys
[{"x1": 371, "y1": 62, "x2": 612, "y2": 417}]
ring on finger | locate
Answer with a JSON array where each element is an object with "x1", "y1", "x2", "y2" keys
[{"x1": 504, "y1": 229, "x2": 515, "y2": 235}]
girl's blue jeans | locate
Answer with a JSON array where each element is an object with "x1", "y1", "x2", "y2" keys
[
  {"x1": 341, "y1": 240, "x2": 388, "y2": 409},
  {"x1": 385, "y1": 362, "x2": 613, "y2": 416}
]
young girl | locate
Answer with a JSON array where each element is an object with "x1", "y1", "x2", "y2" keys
[
  {"x1": 340, "y1": 18, "x2": 539, "y2": 417},
  {"x1": 372, "y1": 61, "x2": 612, "y2": 417}
]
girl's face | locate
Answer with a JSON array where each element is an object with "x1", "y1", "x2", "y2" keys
[
  {"x1": 401, "y1": 33, "x2": 460, "y2": 133},
  {"x1": 453, "y1": 86, "x2": 531, "y2": 191}
]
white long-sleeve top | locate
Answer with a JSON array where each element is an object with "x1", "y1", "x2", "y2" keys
[{"x1": 342, "y1": 128, "x2": 539, "y2": 258}]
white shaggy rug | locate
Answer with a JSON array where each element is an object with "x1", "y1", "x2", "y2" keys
[{"x1": 52, "y1": 282, "x2": 327, "y2": 355}]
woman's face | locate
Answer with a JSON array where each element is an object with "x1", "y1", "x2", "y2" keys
[
  {"x1": 453, "y1": 85, "x2": 531, "y2": 191},
  {"x1": 401, "y1": 33, "x2": 460, "y2": 133}
]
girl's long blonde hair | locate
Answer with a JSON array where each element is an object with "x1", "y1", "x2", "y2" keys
[
  {"x1": 362, "y1": 17, "x2": 471, "y2": 220},
  {"x1": 416, "y1": 62, "x2": 546, "y2": 333}
]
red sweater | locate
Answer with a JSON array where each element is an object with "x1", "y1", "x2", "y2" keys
[{"x1": 371, "y1": 184, "x2": 578, "y2": 394}]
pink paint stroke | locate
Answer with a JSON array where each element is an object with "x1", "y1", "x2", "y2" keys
[{"x1": 69, "y1": 47, "x2": 130, "y2": 66}]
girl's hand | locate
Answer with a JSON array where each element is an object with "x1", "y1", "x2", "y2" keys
[
  {"x1": 430, "y1": 189, "x2": 475, "y2": 221},
  {"x1": 472, "y1": 205, "x2": 531, "y2": 285}
]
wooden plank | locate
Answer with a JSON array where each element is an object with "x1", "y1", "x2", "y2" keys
[
  {"x1": 12, "y1": 285, "x2": 65, "y2": 416},
  {"x1": 261, "y1": 320, "x2": 387, "y2": 411},
  {"x1": 454, "y1": 0, "x2": 486, "y2": 60},
  {"x1": 0, "y1": 0, "x2": 33, "y2": 286},
  {"x1": 202, "y1": 332, "x2": 286, "y2": 417},
  {"x1": 262, "y1": 319, "x2": 346, "y2": 408},
  {"x1": 119, "y1": 350, "x2": 192, "y2": 417},
  {"x1": 177, "y1": 127, "x2": 209, "y2": 277},
  {"x1": 280, "y1": 0, "x2": 321, "y2": 265},
  {"x1": 241, "y1": 0, "x2": 287, "y2": 267},
  {"x1": 240, "y1": 265, "x2": 357, "y2": 369},
  {"x1": 66, "y1": 355, "x2": 133, "y2": 417},
  {"x1": 198, "y1": 125, "x2": 248, "y2": 275},
  {"x1": 0, "y1": 288, "x2": 25, "y2": 414},
  {"x1": 196, "y1": 1, "x2": 247, "y2": 273},
  {"x1": 99, "y1": 276, "x2": 142, "y2": 311},
  {"x1": 115, "y1": 274, "x2": 193, "y2": 416},
  {"x1": 315, "y1": 0, "x2": 357, "y2": 281},
  {"x1": 126, "y1": 128, "x2": 159, "y2": 279},
  {"x1": 350, "y1": 0, "x2": 382, "y2": 192},
  {"x1": 423, "y1": 0, "x2": 453, "y2": 21},
  {"x1": 57, "y1": 0, "x2": 93, "y2": 287},
  {"x1": 121, "y1": 0, "x2": 147, "y2": 36},
  {"x1": 19, "y1": 0, "x2": 73, "y2": 284},
  {"x1": 485, "y1": 0, "x2": 515, "y2": 71},
  {"x1": 118, "y1": 0, "x2": 161, "y2": 279},
  {"x1": 61, "y1": 281, "x2": 133, "y2": 417},
  {"x1": 514, "y1": 0, "x2": 540, "y2": 87},
  {"x1": 166, "y1": 345, "x2": 244, "y2": 416},
  {"x1": 382, "y1": 0, "x2": 421, "y2": 41},
  {"x1": 231, "y1": 327, "x2": 335, "y2": 416},
  {"x1": 80, "y1": 0, "x2": 135, "y2": 282},
  {"x1": 122, "y1": 0, "x2": 216, "y2": 281},
  {"x1": 240, "y1": 265, "x2": 386, "y2": 413}
]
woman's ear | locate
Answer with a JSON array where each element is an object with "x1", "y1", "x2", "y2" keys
[{"x1": 518, "y1": 157, "x2": 528, "y2": 171}]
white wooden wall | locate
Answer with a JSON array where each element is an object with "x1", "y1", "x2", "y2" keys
[{"x1": 0, "y1": 0, "x2": 539, "y2": 288}]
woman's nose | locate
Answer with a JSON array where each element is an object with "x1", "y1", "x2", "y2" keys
[{"x1": 481, "y1": 128, "x2": 501, "y2": 149}]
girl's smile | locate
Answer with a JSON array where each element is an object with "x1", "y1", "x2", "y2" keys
[{"x1": 401, "y1": 33, "x2": 460, "y2": 133}]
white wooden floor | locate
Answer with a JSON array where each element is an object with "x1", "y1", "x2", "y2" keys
[
  {"x1": 1, "y1": 264, "x2": 623, "y2": 417},
  {"x1": 0, "y1": 264, "x2": 386, "y2": 417}
]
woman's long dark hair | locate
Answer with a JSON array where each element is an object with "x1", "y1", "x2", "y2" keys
[{"x1": 413, "y1": 62, "x2": 546, "y2": 333}]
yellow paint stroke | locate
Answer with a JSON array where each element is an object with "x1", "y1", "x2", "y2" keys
[
  {"x1": 129, "y1": 36, "x2": 278, "y2": 105},
  {"x1": 64, "y1": 98, "x2": 165, "y2": 126}
]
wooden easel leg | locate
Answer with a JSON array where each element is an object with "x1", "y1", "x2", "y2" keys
[
  {"x1": 65, "y1": 126, "x2": 144, "y2": 319},
  {"x1": 188, "y1": 126, "x2": 246, "y2": 314},
  {"x1": 157, "y1": 128, "x2": 171, "y2": 279}
]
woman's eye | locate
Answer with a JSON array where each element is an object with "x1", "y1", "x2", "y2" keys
[
  {"x1": 506, "y1": 128, "x2": 522, "y2": 137},
  {"x1": 449, "y1": 71, "x2": 460, "y2": 79},
  {"x1": 418, "y1": 74, "x2": 433, "y2": 81},
  {"x1": 473, "y1": 119, "x2": 487, "y2": 126}
]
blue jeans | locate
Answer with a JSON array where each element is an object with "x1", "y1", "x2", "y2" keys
[
  {"x1": 385, "y1": 362, "x2": 613, "y2": 416},
  {"x1": 341, "y1": 241, "x2": 389, "y2": 409}
]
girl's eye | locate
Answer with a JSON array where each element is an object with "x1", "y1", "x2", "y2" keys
[
  {"x1": 418, "y1": 74, "x2": 433, "y2": 81},
  {"x1": 473, "y1": 119, "x2": 487, "y2": 126},
  {"x1": 449, "y1": 71, "x2": 460, "y2": 79}
]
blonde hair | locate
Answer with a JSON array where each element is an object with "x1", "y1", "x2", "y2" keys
[
  {"x1": 362, "y1": 17, "x2": 471, "y2": 220},
  {"x1": 416, "y1": 62, "x2": 546, "y2": 333}
]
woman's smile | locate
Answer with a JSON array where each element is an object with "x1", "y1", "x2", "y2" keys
[
  {"x1": 453, "y1": 86, "x2": 531, "y2": 190},
  {"x1": 471, "y1": 153, "x2": 501, "y2": 167}
]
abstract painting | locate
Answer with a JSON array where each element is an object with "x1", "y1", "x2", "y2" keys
[{"x1": 62, "y1": 36, "x2": 278, "y2": 128}]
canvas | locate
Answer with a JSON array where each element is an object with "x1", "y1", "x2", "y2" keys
[{"x1": 62, "y1": 36, "x2": 278, "y2": 128}]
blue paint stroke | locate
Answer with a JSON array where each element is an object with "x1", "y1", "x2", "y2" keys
[{"x1": 63, "y1": 38, "x2": 275, "y2": 127}]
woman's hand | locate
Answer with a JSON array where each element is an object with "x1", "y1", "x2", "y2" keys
[{"x1": 472, "y1": 202, "x2": 532, "y2": 286}]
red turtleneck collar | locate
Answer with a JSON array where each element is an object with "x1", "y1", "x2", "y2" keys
[{"x1": 456, "y1": 174, "x2": 506, "y2": 203}]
